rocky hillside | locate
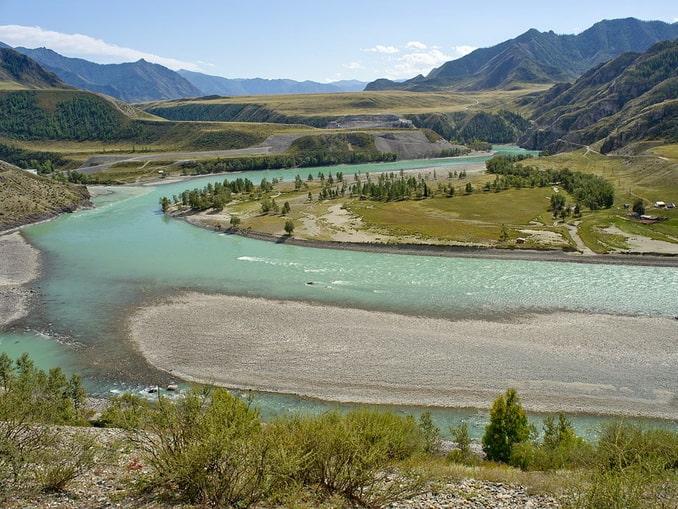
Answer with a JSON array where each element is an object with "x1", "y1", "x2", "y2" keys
[
  {"x1": 366, "y1": 18, "x2": 678, "y2": 92},
  {"x1": 518, "y1": 39, "x2": 678, "y2": 154},
  {"x1": 0, "y1": 161, "x2": 91, "y2": 231},
  {"x1": 0, "y1": 47, "x2": 66, "y2": 88}
]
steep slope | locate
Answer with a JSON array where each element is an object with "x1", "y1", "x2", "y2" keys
[
  {"x1": 0, "y1": 160, "x2": 91, "y2": 231},
  {"x1": 12, "y1": 47, "x2": 202, "y2": 102},
  {"x1": 0, "y1": 47, "x2": 66, "y2": 89},
  {"x1": 366, "y1": 18, "x2": 678, "y2": 92},
  {"x1": 518, "y1": 40, "x2": 678, "y2": 154}
]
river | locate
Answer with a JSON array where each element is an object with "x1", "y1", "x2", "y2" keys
[{"x1": 2, "y1": 146, "x2": 676, "y2": 437}]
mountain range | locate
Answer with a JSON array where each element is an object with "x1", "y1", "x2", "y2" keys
[
  {"x1": 366, "y1": 18, "x2": 678, "y2": 92},
  {"x1": 4, "y1": 18, "x2": 677, "y2": 102},
  {"x1": 7, "y1": 46, "x2": 367, "y2": 102}
]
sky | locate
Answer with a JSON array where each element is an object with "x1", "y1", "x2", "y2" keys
[{"x1": 0, "y1": 0, "x2": 676, "y2": 83}]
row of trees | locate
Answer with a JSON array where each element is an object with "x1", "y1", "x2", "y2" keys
[{"x1": 486, "y1": 155, "x2": 615, "y2": 210}]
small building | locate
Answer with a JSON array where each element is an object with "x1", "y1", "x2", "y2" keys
[{"x1": 654, "y1": 201, "x2": 666, "y2": 208}]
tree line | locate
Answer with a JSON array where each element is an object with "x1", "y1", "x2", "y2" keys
[{"x1": 485, "y1": 154, "x2": 615, "y2": 210}]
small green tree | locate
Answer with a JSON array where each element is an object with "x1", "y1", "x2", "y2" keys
[
  {"x1": 229, "y1": 215, "x2": 241, "y2": 228},
  {"x1": 482, "y1": 388, "x2": 530, "y2": 463},
  {"x1": 284, "y1": 219, "x2": 295, "y2": 235},
  {"x1": 281, "y1": 201, "x2": 291, "y2": 215},
  {"x1": 418, "y1": 410, "x2": 440, "y2": 453},
  {"x1": 632, "y1": 198, "x2": 645, "y2": 215},
  {"x1": 499, "y1": 224, "x2": 510, "y2": 242}
]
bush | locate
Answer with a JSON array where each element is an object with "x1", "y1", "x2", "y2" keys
[
  {"x1": 564, "y1": 421, "x2": 678, "y2": 509},
  {"x1": 510, "y1": 413, "x2": 592, "y2": 471},
  {"x1": 131, "y1": 387, "x2": 270, "y2": 508},
  {"x1": 268, "y1": 408, "x2": 426, "y2": 507},
  {"x1": 0, "y1": 353, "x2": 98, "y2": 494}
]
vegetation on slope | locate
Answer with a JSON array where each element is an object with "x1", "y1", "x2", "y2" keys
[
  {"x1": 519, "y1": 39, "x2": 678, "y2": 154},
  {"x1": 1, "y1": 353, "x2": 676, "y2": 508},
  {"x1": 0, "y1": 160, "x2": 91, "y2": 232}
]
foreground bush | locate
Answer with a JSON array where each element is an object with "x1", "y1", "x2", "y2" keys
[
  {"x1": 563, "y1": 421, "x2": 678, "y2": 509},
  {"x1": 128, "y1": 389, "x2": 426, "y2": 507},
  {"x1": 130, "y1": 388, "x2": 270, "y2": 508},
  {"x1": 0, "y1": 353, "x2": 98, "y2": 494},
  {"x1": 268, "y1": 408, "x2": 426, "y2": 507}
]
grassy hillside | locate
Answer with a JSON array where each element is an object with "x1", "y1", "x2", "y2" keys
[
  {"x1": 0, "y1": 160, "x2": 91, "y2": 231},
  {"x1": 141, "y1": 88, "x2": 543, "y2": 120}
]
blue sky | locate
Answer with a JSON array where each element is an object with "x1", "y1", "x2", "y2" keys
[{"x1": 0, "y1": 0, "x2": 676, "y2": 82}]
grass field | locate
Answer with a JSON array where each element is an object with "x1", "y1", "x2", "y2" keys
[
  {"x1": 177, "y1": 142, "x2": 677, "y2": 255},
  {"x1": 140, "y1": 87, "x2": 549, "y2": 117}
]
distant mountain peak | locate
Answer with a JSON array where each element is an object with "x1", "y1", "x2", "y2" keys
[{"x1": 365, "y1": 17, "x2": 678, "y2": 92}]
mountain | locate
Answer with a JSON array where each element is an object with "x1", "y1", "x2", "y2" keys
[
  {"x1": 518, "y1": 39, "x2": 678, "y2": 154},
  {"x1": 11, "y1": 47, "x2": 202, "y2": 102},
  {"x1": 178, "y1": 70, "x2": 367, "y2": 96},
  {"x1": 365, "y1": 18, "x2": 678, "y2": 92},
  {"x1": 0, "y1": 47, "x2": 66, "y2": 89}
]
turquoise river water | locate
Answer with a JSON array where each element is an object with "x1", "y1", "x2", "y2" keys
[{"x1": 2, "y1": 147, "x2": 677, "y2": 436}]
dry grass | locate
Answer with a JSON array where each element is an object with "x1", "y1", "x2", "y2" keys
[{"x1": 141, "y1": 88, "x2": 549, "y2": 117}]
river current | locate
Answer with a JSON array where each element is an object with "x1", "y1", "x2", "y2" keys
[{"x1": 2, "y1": 147, "x2": 676, "y2": 436}]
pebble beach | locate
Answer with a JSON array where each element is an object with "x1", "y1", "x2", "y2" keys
[{"x1": 129, "y1": 292, "x2": 678, "y2": 420}]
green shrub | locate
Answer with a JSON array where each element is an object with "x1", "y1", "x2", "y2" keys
[
  {"x1": 0, "y1": 353, "x2": 97, "y2": 494},
  {"x1": 510, "y1": 413, "x2": 593, "y2": 471},
  {"x1": 132, "y1": 387, "x2": 270, "y2": 507},
  {"x1": 269, "y1": 408, "x2": 426, "y2": 507},
  {"x1": 98, "y1": 393, "x2": 151, "y2": 430},
  {"x1": 564, "y1": 421, "x2": 678, "y2": 509}
]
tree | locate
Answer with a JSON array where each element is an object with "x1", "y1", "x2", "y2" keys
[
  {"x1": 482, "y1": 388, "x2": 530, "y2": 463},
  {"x1": 281, "y1": 201, "x2": 291, "y2": 215},
  {"x1": 284, "y1": 219, "x2": 295, "y2": 235},
  {"x1": 499, "y1": 224, "x2": 510, "y2": 242},
  {"x1": 418, "y1": 410, "x2": 440, "y2": 453},
  {"x1": 632, "y1": 198, "x2": 645, "y2": 215},
  {"x1": 229, "y1": 215, "x2": 241, "y2": 228}
]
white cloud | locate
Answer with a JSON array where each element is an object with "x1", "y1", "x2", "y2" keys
[
  {"x1": 390, "y1": 48, "x2": 452, "y2": 78},
  {"x1": 406, "y1": 41, "x2": 427, "y2": 50},
  {"x1": 454, "y1": 45, "x2": 476, "y2": 57},
  {"x1": 0, "y1": 25, "x2": 202, "y2": 71},
  {"x1": 344, "y1": 61, "x2": 364, "y2": 70},
  {"x1": 362, "y1": 40, "x2": 479, "y2": 80},
  {"x1": 363, "y1": 44, "x2": 399, "y2": 54}
]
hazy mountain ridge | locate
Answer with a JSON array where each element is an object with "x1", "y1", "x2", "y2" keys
[
  {"x1": 518, "y1": 39, "x2": 678, "y2": 153},
  {"x1": 366, "y1": 18, "x2": 678, "y2": 92},
  {"x1": 11, "y1": 47, "x2": 203, "y2": 102},
  {"x1": 178, "y1": 69, "x2": 367, "y2": 96}
]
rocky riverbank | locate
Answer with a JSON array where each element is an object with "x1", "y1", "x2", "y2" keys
[{"x1": 0, "y1": 231, "x2": 40, "y2": 328}]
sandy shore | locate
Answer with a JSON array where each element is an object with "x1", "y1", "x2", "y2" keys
[
  {"x1": 0, "y1": 232, "x2": 40, "y2": 328},
  {"x1": 129, "y1": 292, "x2": 678, "y2": 419}
]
